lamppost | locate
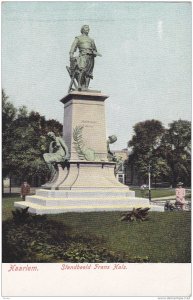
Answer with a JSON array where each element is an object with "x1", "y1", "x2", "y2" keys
[
  {"x1": 147, "y1": 142, "x2": 159, "y2": 202},
  {"x1": 148, "y1": 163, "x2": 151, "y2": 202}
]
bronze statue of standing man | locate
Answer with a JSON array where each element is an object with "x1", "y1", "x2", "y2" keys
[{"x1": 67, "y1": 25, "x2": 102, "y2": 92}]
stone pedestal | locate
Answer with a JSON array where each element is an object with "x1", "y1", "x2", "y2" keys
[
  {"x1": 61, "y1": 91, "x2": 108, "y2": 161},
  {"x1": 14, "y1": 91, "x2": 163, "y2": 214}
]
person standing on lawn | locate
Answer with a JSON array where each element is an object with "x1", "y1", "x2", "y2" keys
[
  {"x1": 175, "y1": 182, "x2": 186, "y2": 210},
  {"x1": 20, "y1": 181, "x2": 30, "y2": 200}
]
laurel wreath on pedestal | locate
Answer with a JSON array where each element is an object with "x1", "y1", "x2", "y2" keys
[{"x1": 73, "y1": 125, "x2": 100, "y2": 161}]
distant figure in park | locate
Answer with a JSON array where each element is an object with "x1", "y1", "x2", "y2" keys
[
  {"x1": 20, "y1": 181, "x2": 30, "y2": 200},
  {"x1": 140, "y1": 184, "x2": 148, "y2": 190},
  {"x1": 175, "y1": 182, "x2": 186, "y2": 210},
  {"x1": 67, "y1": 25, "x2": 102, "y2": 91},
  {"x1": 164, "y1": 200, "x2": 175, "y2": 211},
  {"x1": 43, "y1": 132, "x2": 70, "y2": 179}
]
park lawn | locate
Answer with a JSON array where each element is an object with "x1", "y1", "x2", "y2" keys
[
  {"x1": 2, "y1": 194, "x2": 20, "y2": 221},
  {"x1": 131, "y1": 188, "x2": 175, "y2": 198},
  {"x1": 2, "y1": 195, "x2": 191, "y2": 263},
  {"x1": 48, "y1": 211, "x2": 190, "y2": 263}
]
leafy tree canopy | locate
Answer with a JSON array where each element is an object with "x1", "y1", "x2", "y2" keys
[
  {"x1": 128, "y1": 119, "x2": 165, "y2": 155},
  {"x1": 2, "y1": 90, "x2": 63, "y2": 183},
  {"x1": 161, "y1": 120, "x2": 191, "y2": 186},
  {"x1": 128, "y1": 119, "x2": 191, "y2": 186}
]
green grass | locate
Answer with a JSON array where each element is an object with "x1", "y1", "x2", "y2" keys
[
  {"x1": 2, "y1": 193, "x2": 21, "y2": 221},
  {"x1": 48, "y1": 211, "x2": 191, "y2": 263},
  {"x1": 2, "y1": 195, "x2": 191, "y2": 263},
  {"x1": 131, "y1": 188, "x2": 175, "y2": 198}
]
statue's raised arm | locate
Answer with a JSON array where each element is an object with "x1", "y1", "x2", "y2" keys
[{"x1": 66, "y1": 25, "x2": 102, "y2": 92}]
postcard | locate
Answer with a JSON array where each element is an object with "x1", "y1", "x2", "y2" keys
[{"x1": 2, "y1": 1, "x2": 191, "y2": 297}]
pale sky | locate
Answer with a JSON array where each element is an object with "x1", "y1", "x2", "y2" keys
[{"x1": 2, "y1": 2, "x2": 192, "y2": 149}]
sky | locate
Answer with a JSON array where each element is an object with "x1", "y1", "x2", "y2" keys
[{"x1": 2, "y1": 1, "x2": 192, "y2": 150}]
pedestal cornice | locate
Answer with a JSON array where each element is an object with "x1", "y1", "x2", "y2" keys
[{"x1": 60, "y1": 91, "x2": 109, "y2": 104}]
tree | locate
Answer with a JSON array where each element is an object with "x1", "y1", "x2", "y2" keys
[
  {"x1": 127, "y1": 119, "x2": 191, "y2": 187},
  {"x1": 17, "y1": 105, "x2": 28, "y2": 118},
  {"x1": 6, "y1": 114, "x2": 48, "y2": 182},
  {"x1": 45, "y1": 119, "x2": 63, "y2": 136},
  {"x1": 161, "y1": 120, "x2": 191, "y2": 186},
  {"x1": 5, "y1": 110, "x2": 64, "y2": 183},
  {"x1": 128, "y1": 120, "x2": 168, "y2": 184},
  {"x1": 2, "y1": 90, "x2": 18, "y2": 193},
  {"x1": 2, "y1": 89, "x2": 17, "y2": 127},
  {"x1": 2, "y1": 90, "x2": 63, "y2": 188}
]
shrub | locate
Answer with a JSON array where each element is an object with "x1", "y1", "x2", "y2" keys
[
  {"x1": 120, "y1": 207, "x2": 150, "y2": 223},
  {"x1": 12, "y1": 207, "x2": 31, "y2": 224}
]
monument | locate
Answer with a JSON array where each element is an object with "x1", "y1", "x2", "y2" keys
[{"x1": 14, "y1": 25, "x2": 163, "y2": 214}]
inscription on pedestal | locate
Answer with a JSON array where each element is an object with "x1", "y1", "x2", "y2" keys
[{"x1": 81, "y1": 120, "x2": 97, "y2": 128}]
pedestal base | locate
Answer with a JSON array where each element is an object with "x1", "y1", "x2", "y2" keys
[{"x1": 14, "y1": 162, "x2": 164, "y2": 214}]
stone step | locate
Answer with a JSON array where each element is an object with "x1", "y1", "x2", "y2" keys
[
  {"x1": 25, "y1": 195, "x2": 149, "y2": 207},
  {"x1": 35, "y1": 188, "x2": 135, "y2": 198},
  {"x1": 14, "y1": 201, "x2": 164, "y2": 214}
]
